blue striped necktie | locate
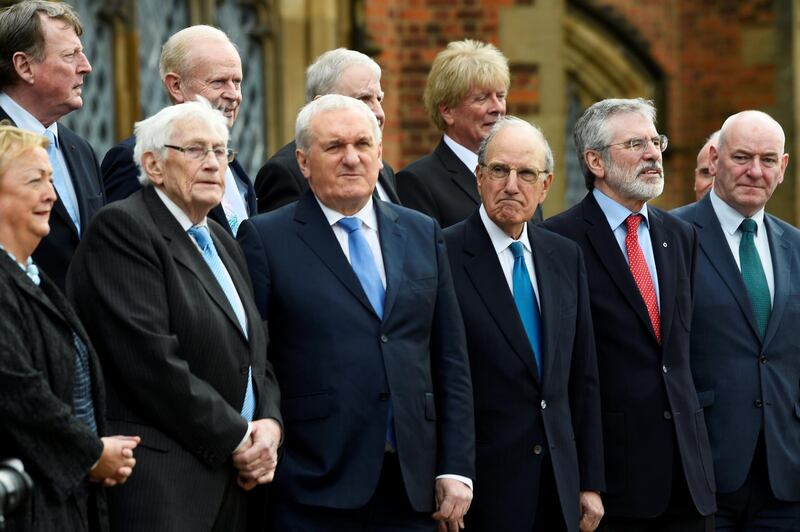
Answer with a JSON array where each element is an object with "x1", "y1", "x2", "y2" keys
[{"x1": 510, "y1": 241, "x2": 542, "y2": 378}]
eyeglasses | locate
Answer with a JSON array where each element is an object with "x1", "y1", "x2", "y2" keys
[
  {"x1": 480, "y1": 163, "x2": 548, "y2": 184},
  {"x1": 598, "y1": 135, "x2": 668, "y2": 153},
  {"x1": 164, "y1": 144, "x2": 235, "y2": 163}
]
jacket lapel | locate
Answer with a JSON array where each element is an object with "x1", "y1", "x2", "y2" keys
[
  {"x1": 529, "y1": 226, "x2": 561, "y2": 385},
  {"x1": 435, "y1": 139, "x2": 480, "y2": 205},
  {"x1": 648, "y1": 209, "x2": 675, "y2": 345},
  {"x1": 375, "y1": 199, "x2": 406, "y2": 320},
  {"x1": 762, "y1": 215, "x2": 790, "y2": 348}
]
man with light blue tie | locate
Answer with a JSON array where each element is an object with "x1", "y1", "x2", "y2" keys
[
  {"x1": 0, "y1": 0, "x2": 105, "y2": 290},
  {"x1": 67, "y1": 99, "x2": 282, "y2": 532},
  {"x1": 238, "y1": 94, "x2": 475, "y2": 531},
  {"x1": 444, "y1": 117, "x2": 605, "y2": 531},
  {"x1": 673, "y1": 110, "x2": 800, "y2": 531}
]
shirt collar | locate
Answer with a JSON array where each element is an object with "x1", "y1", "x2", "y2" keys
[
  {"x1": 0, "y1": 243, "x2": 41, "y2": 286},
  {"x1": 154, "y1": 187, "x2": 208, "y2": 232},
  {"x1": 709, "y1": 188, "x2": 765, "y2": 236},
  {"x1": 0, "y1": 91, "x2": 58, "y2": 140},
  {"x1": 443, "y1": 134, "x2": 479, "y2": 175},
  {"x1": 316, "y1": 196, "x2": 378, "y2": 231},
  {"x1": 478, "y1": 204, "x2": 531, "y2": 255},
  {"x1": 592, "y1": 188, "x2": 651, "y2": 232}
]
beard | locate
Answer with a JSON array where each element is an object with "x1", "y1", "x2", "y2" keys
[{"x1": 605, "y1": 158, "x2": 664, "y2": 202}]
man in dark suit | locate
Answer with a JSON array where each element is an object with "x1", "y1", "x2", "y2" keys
[
  {"x1": 397, "y1": 39, "x2": 543, "y2": 228},
  {"x1": 444, "y1": 117, "x2": 605, "y2": 531},
  {"x1": 101, "y1": 25, "x2": 255, "y2": 236},
  {"x1": 68, "y1": 100, "x2": 282, "y2": 532},
  {"x1": 673, "y1": 110, "x2": 800, "y2": 530},
  {"x1": 543, "y1": 98, "x2": 716, "y2": 531},
  {"x1": 238, "y1": 94, "x2": 474, "y2": 531},
  {"x1": 0, "y1": 0, "x2": 105, "y2": 290},
  {"x1": 254, "y1": 47, "x2": 399, "y2": 213}
]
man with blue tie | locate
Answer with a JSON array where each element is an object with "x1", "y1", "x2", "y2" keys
[
  {"x1": 543, "y1": 98, "x2": 716, "y2": 531},
  {"x1": 238, "y1": 94, "x2": 475, "y2": 531},
  {"x1": 444, "y1": 117, "x2": 605, "y2": 531},
  {"x1": 67, "y1": 99, "x2": 282, "y2": 532},
  {"x1": 0, "y1": 0, "x2": 105, "y2": 289},
  {"x1": 673, "y1": 110, "x2": 800, "y2": 530}
]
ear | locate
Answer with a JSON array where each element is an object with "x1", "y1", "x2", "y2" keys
[
  {"x1": 778, "y1": 153, "x2": 789, "y2": 185},
  {"x1": 142, "y1": 152, "x2": 165, "y2": 186},
  {"x1": 163, "y1": 73, "x2": 186, "y2": 103},
  {"x1": 538, "y1": 173, "x2": 554, "y2": 203},
  {"x1": 439, "y1": 102, "x2": 456, "y2": 128},
  {"x1": 475, "y1": 165, "x2": 485, "y2": 200},
  {"x1": 376, "y1": 141, "x2": 383, "y2": 166},
  {"x1": 12, "y1": 52, "x2": 35, "y2": 84},
  {"x1": 584, "y1": 150, "x2": 606, "y2": 180},
  {"x1": 296, "y1": 148, "x2": 311, "y2": 180}
]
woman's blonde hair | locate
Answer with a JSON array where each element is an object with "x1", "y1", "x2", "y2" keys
[{"x1": 0, "y1": 122, "x2": 48, "y2": 177}]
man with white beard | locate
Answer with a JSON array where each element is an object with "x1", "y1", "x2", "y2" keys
[{"x1": 543, "y1": 98, "x2": 717, "y2": 531}]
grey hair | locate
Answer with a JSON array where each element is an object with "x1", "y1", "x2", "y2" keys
[
  {"x1": 305, "y1": 48, "x2": 381, "y2": 103},
  {"x1": 478, "y1": 116, "x2": 554, "y2": 175},
  {"x1": 133, "y1": 97, "x2": 229, "y2": 186},
  {"x1": 295, "y1": 94, "x2": 381, "y2": 153},
  {"x1": 573, "y1": 97, "x2": 657, "y2": 190}
]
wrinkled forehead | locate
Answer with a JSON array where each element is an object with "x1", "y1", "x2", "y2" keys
[{"x1": 169, "y1": 116, "x2": 228, "y2": 145}]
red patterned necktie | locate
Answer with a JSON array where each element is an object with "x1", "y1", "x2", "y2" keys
[{"x1": 625, "y1": 214, "x2": 661, "y2": 343}]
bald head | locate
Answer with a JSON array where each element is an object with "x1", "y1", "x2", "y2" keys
[{"x1": 694, "y1": 130, "x2": 719, "y2": 200}]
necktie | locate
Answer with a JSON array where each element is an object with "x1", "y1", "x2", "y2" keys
[
  {"x1": 187, "y1": 226, "x2": 255, "y2": 421},
  {"x1": 336, "y1": 217, "x2": 395, "y2": 448},
  {"x1": 43, "y1": 129, "x2": 81, "y2": 233},
  {"x1": 510, "y1": 241, "x2": 542, "y2": 378},
  {"x1": 739, "y1": 218, "x2": 771, "y2": 339},
  {"x1": 625, "y1": 214, "x2": 661, "y2": 343}
]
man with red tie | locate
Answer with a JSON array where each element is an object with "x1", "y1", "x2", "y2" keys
[{"x1": 543, "y1": 98, "x2": 716, "y2": 531}]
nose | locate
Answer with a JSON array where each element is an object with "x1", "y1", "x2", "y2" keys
[
  {"x1": 44, "y1": 179, "x2": 57, "y2": 203},
  {"x1": 642, "y1": 139, "x2": 661, "y2": 161},
  {"x1": 488, "y1": 93, "x2": 506, "y2": 116},
  {"x1": 222, "y1": 80, "x2": 241, "y2": 101},
  {"x1": 370, "y1": 101, "x2": 385, "y2": 129},
  {"x1": 748, "y1": 157, "x2": 765, "y2": 177},
  {"x1": 77, "y1": 51, "x2": 92, "y2": 74},
  {"x1": 342, "y1": 144, "x2": 360, "y2": 165},
  {"x1": 503, "y1": 169, "x2": 521, "y2": 194}
]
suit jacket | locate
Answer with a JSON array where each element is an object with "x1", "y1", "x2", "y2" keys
[
  {"x1": 444, "y1": 211, "x2": 604, "y2": 531},
  {"x1": 66, "y1": 186, "x2": 282, "y2": 532},
  {"x1": 0, "y1": 253, "x2": 107, "y2": 532},
  {"x1": 237, "y1": 191, "x2": 474, "y2": 512},
  {"x1": 253, "y1": 139, "x2": 399, "y2": 213},
  {"x1": 101, "y1": 135, "x2": 256, "y2": 235},
  {"x1": 673, "y1": 195, "x2": 800, "y2": 500},
  {"x1": 0, "y1": 106, "x2": 105, "y2": 291},
  {"x1": 542, "y1": 192, "x2": 716, "y2": 518},
  {"x1": 397, "y1": 138, "x2": 543, "y2": 228}
]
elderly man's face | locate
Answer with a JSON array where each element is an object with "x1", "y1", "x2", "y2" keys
[
  {"x1": 297, "y1": 108, "x2": 382, "y2": 215},
  {"x1": 711, "y1": 114, "x2": 787, "y2": 217},
  {"x1": 28, "y1": 16, "x2": 92, "y2": 124},
  {"x1": 148, "y1": 117, "x2": 228, "y2": 221},
  {"x1": 332, "y1": 64, "x2": 385, "y2": 130},
  {"x1": 694, "y1": 143, "x2": 714, "y2": 200},
  {"x1": 440, "y1": 84, "x2": 506, "y2": 153},
  {"x1": 0, "y1": 146, "x2": 56, "y2": 258},
  {"x1": 172, "y1": 39, "x2": 242, "y2": 128},
  {"x1": 477, "y1": 126, "x2": 551, "y2": 239}
]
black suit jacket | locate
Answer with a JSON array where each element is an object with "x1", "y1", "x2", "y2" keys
[
  {"x1": 237, "y1": 191, "x2": 474, "y2": 512},
  {"x1": 67, "y1": 186, "x2": 281, "y2": 531},
  {"x1": 397, "y1": 138, "x2": 543, "y2": 228},
  {"x1": 673, "y1": 195, "x2": 800, "y2": 500},
  {"x1": 0, "y1": 106, "x2": 105, "y2": 291},
  {"x1": 101, "y1": 135, "x2": 256, "y2": 235},
  {"x1": 444, "y1": 212, "x2": 604, "y2": 531},
  {"x1": 0, "y1": 253, "x2": 107, "y2": 532},
  {"x1": 253, "y1": 139, "x2": 399, "y2": 213},
  {"x1": 542, "y1": 192, "x2": 716, "y2": 518}
]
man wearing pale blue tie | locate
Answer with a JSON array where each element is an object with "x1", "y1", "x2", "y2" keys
[
  {"x1": 0, "y1": 0, "x2": 106, "y2": 290},
  {"x1": 238, "y1": 94, "x2": 475, "y2": 531},
  {"x1": 67, "y1": 99, "x2": 282, "y2": 532},
  {"x1": 444, "y1": 117, "x2": 605, "y2": 531}
]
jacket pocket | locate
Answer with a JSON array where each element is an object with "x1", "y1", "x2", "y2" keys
[{"x1": 697, "y1": 389, "x2": 715, "y2": 409}]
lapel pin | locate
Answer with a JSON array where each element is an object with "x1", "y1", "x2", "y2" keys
[{"x1": 663, "y1": 242, "x2": 668, "y2": 248}]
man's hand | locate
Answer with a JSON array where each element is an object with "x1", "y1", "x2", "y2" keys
[
  {"x1": 232, "y1": 418, "x2": 281, "y2": 490},
  {"x1": 432, "y1": 478, "x2": 472, "y2": 532},
  {"x1": 579, "y1": 491, "x2": 604, "y2": 531},
  {"x1": 90, "y1": 435, "x2": 141, "y2": 487}
]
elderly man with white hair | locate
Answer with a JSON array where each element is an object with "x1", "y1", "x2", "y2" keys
[{"x1": 68, "y1": 99, "x2": 282, "y2": 532}]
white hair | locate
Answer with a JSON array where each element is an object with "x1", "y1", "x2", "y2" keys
[
  {"x1": 295, "y1": 94, "x2": 381, "y2": 153},
  {"x1": 305, "y1": 48, "x2": 381, "y2": 103}
]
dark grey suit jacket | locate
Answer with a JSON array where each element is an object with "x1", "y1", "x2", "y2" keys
[{"x1": 67, "y1": 186, "x2": 281, "y2": 531}]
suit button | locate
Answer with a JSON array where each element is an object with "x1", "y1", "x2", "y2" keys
[
  {"x1": 663, "y1": 411, "x2": 672, "y2": 420},
  {"x1": 754, "y1": 399, "x2": 763, "y2": 408},
  {"x1": 759, "y1": 356, "x2": 768, "y2": 364},
  {"x1": 540, "y1": 400, "x2": 547, "y2": 410},
  {"x1": 380, "y1": 334, "x2": 389, "y2": 343},
  {"x1": 662, "y1": 364, "x2": 668, "y2": 374},
  {"x1": 533, "y1": 445, "x2": 543, "y2": 455},
  {"x1": 378, "y1": 393, "x2": 390, "y2": 401}
]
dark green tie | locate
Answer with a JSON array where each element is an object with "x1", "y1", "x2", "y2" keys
[{"x1": 739, "y1": 218, "x2": 771, "y2": 338}]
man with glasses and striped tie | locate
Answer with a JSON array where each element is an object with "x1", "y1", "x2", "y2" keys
[
  {"x1": 67, "y1": 99, "x2": 282, "y2": 532},
  {"x1": 543, "y1": 98, "x2": 716, "y2": 531}
]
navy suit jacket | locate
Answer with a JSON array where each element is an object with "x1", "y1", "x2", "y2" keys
[
  {"x1": 397, "y1": 138, "x2": 543, "y2": 228},
  {"x1": 542, "y1": 192, "x2": 716, "y2": 518},
  {"x1": 444, "y1": 212, "x2": 604, "y2": 531},
  {"x1": 673, "y1": 194, "x2": 800, "y2": 500},
  {"x1": 253, "y1": 139, "x2": 399, "y2": 213},
  {"x1": 101, "y1": 135, "x2": 256, "y2": 235},
  {"x1": 237, "y1": 191, "x2": 474, "y2": 512},
  {"x1": 0, "y1": 106, "x2": 105, "y2": 291}
]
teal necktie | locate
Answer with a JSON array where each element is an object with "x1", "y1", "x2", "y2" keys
[
  {"x1": 739, "y1": 218, "x2": 771, "y2": 339},
  {"x1": 510, "y1": 241, "x2": 542, "y2": 378}
]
